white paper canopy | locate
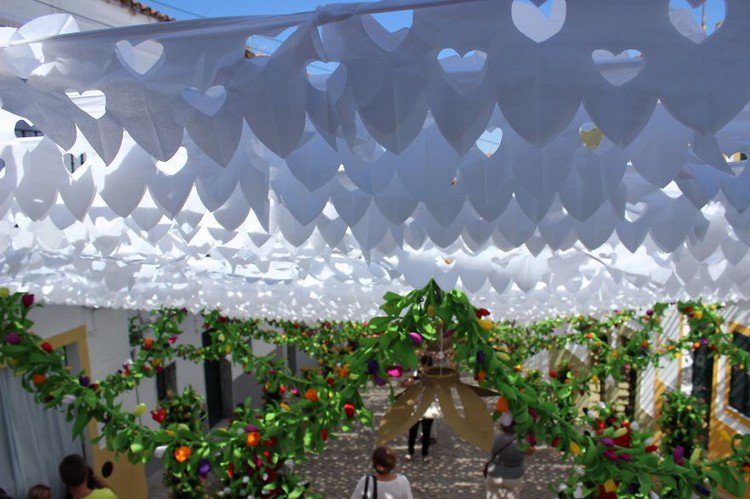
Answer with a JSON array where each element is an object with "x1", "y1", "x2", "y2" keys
[{"x1": 1, "y1": 0, "x2": 750, "y2": 320}]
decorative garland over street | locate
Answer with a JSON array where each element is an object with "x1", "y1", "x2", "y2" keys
[{"x1": 1, "y1": 283, "x2": 749, "y2": 498}]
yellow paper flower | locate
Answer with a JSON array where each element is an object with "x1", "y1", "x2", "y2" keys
[
  {"x1": 280, "y1": 403, "x2": 291, "y2": 412},
  {"x1": 478, "y1": 319, "x2": 493, "y2": 331},
  {"x1": 0, "y1": 287, "x2": 9, "y2": 297},
  {"x1": 569, "y1": 441, "x2": 581, "y2": 456},
  {"x1": 174, "y1": 446, "x2": 191, "y2": 463},
  {"x1": 133, "y1": 403, "x2": 147, "y2": 417},
  {"x1": 603, "y1": 479, "x2": 617, "y2": 493}
]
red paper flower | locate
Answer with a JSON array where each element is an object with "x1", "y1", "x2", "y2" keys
[
  {"x1": 475, "y1": 308, "x2": 491, "y2": 318},
  {"x1": 32, "y1": 374, "x2": 46, "y2": 386},
  {"x1": 151, "y1": 408, "x2": 167, "y2": 424},
  {"x1": 321, "y1": 428, "x2": 328, "y2": 441},
  {"x1": 645, "y1": 444, "x2": 658, "y2": 453},
  {"x1": 344, "y1": 403, "x2": 355, "y2": 418},
  {"x1": 41, "y1": 342, "x2": 53, "y2": 353}
]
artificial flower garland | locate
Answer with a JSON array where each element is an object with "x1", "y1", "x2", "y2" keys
[{"x1": 1, "y1": 283, "x2": 749, "y2": 497}]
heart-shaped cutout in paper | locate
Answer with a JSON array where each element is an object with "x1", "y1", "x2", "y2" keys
[
  {"x1": 592, "y1": 49, "x2": 644, "y2": 86},
  {"x1": 437, "y1": 49, "x2": 487, "y2": 74},
  {"x1": 65, "y1": 89, "x2": 106, "y2": 119},
  {"x1": 372, "y1": 10, "x2": 413, "y2": 33},
  {"x1": 115, "y1": 39, "x2": 164, "y2": 75},
  {"x1": 579, "y1": 123, "x2": 603, "y2": 150},
  {"x1": 362, "y1": 11, "x2": 412, "y2": 52},
  {"x1": 13, "y1": 119, "x2": 42, "y2": 138},
  {"x1": 668, "y1": 0, "x2": 725, "y2": 44},
  {"x1": 512, "y1": 0, "x2": 566, "y2": 43},
  {"x1": 306, "y1": 61, "x2": 341, "y2": 91},
  {"x1": 155, "y1": 146, "x2": 188, "y2": 175},
  {"x1": 182, "y1": 85, "x2": 227, "y2": 116},
  {"x1": 62, "y1": 152, "x2": 87, "y2": 174},
  {"x1": 724, "y1": 152, "x2": 747, "y2": 163},
  {"x1": 476, "y1": 127, "x2": 503, "y2": 157}
]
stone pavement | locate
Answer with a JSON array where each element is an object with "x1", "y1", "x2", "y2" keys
[
  {"x1": 147, "y1": 382, "x2": 573, "y2": 498},
  {"x1": 296, "y1": 384, "x2": 573, "y2": 498}
]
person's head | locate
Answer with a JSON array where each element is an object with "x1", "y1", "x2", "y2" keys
[
  {"x1": 59, "y1": 454, "x2": 88, "y2": 489},
  {"x1": 26, "y1": 485, "x2": 51, "y2": 499},
  {"x1": 371, "y1": 446, "x2": 397, "y2": 475},
  {"x1": 420, "y1": 354, "x2": 433, "y2": 368}
]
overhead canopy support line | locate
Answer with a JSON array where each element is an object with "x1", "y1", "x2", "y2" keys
[{"x1": 6, "y1": 0, "x2": 493, "y2": 46}]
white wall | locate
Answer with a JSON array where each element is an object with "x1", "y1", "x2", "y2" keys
[
  {"x1": 27, "y1": 305, "x2": 211, "y2": 431},
  {"x1": 0, "y1": 0, "x2": 164, "y2": 29}
]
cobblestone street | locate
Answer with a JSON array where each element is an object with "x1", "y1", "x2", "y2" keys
[{"x1": 296, "y1": 385, "x2": 573, "y2": 499}]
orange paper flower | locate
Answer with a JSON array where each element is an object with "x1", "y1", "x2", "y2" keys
[
  {"x1": 32, "y1": 374, "x2": 46, "y2": 386},
  {"x1": 495, "y1": 397, "x2": 509, "y2": 413},
  {"x1": 174, "y1": 446, "x2": 191, "y2": 462},
  {"x1": 304, "y1": 388, "x2": 319, "y2": 402},
  {"x1": 247, "y1": 431, "x2": 261, "y2": 447}
]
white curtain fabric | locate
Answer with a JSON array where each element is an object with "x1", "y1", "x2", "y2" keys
[{"x1": 0, "y1": 369, "x2": 82, "y2": 498}]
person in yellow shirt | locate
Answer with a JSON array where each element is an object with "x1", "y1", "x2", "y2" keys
[{"x1": 59, "y1": 455, "x2": 118, "y2": 499}]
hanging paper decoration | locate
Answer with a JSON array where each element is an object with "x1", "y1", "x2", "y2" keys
[{"x1": 378, "y1": 366, "x2": 497, "y2": 451}]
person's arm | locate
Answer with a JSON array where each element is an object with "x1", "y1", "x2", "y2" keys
[{"x1": 350, "y1": 476, "x2": 366, "y2": 499}]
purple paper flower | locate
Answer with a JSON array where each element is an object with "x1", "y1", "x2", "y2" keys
[
  {"x1": 78, "y1": 375, "x2": 90, "y2": 387},
  {"x1": 168, "y1": 335, "x2": 178, "y2": 344},
  {"x1": 197, "y1": 459, "x2": 211, "y2": 478},
  {"x1": 443, "y1": 329, "x2": 455, "y2": 338},
  {"x1": 604, "y1": 450, "x2": 618, "y2": 461},
  {"x1": 627, "y1": 483, "x2": 639, "y2": 494},
  {"x1": 366, "y1": 359, "x2": 379, "y2": 375},
  {"x1": 386, "y1": 365, "x2": 403, "y2": 378},
  {"x1": 5, "y1": 332, "x2": 20, "y2": 345},
  {"x1": 646, "y1": 309, "x2": 654, "y2": 317},
  {"x1": 528, "y1": 407, "x2": 539, "y2": 420},
  {"x1": 21, "y1": 293, "x2": 34, "y2": 308},
  {"x1": 291, "y1": 387, "x2": 299, "y2": 396},
  {"x1": 245, "y1": 424, "x2": 259, "y2": 433},
  {"x1": 527, "y1": 432, "x2": 537, "y2": 447},
  {"x1": 408, "y1": 332, "x2": 423, "y2": 346},
  {"x1": 601, "y1": 437, "x2": 614, "y2": 447},
  {"x1": 673, "y1": 446, "x2": 685, "y2": 466},
  {"x1": 476, "y1": 351, "x2": 486, "y2": 365},
  {"x1": 694, "y1": 484, "x2": 710, "y2": 496},
  {"x1": 619, "y1": 453, "x2": 631, "y2": 461},
  {"x1": 374, "y1": 375, "x2": 386, "y2": 386}
]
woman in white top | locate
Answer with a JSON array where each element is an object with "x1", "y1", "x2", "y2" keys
[{"x1": 350, "y1": 446, "x2": 414, "y2": 499}]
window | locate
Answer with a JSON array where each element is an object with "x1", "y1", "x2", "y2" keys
[
  {"x1": 14, "y1": 120, "x2": 43, "y2": 138},
  {"x1": 729, "y1": 331, "x2": 750, "y2": 418},
  {"x1": 156, "y1": 363, "x2": 177, "y2": 402}
]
